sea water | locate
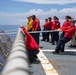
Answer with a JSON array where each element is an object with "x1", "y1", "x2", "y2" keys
[{"x1": 0, "y1": 25, "x2": 21, "y2": 40}]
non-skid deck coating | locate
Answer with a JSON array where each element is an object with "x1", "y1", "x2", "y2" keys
[{"x1": 29, "y1": 40, "x2": 76, "y2": 75}]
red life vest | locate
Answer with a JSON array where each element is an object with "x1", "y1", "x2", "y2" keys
[
  {"x1": 52, "y1": 20, "x2": 60, "y2": 30},
  {"x1": 43, "y1": 21, "x2": 53, "y2": 29},
  {"x1": 61, "y1": 21, "x2": 71, "y2": 30},
  {"x1": 63, "y1": 25, "x2": 76, "y2": 39}
]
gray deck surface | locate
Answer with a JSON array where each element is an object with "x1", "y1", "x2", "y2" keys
[{"x1": 29, "y1": 38, "x2": 76, "y2": 75}]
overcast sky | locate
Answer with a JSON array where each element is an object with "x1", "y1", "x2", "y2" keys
[{"x1": 0, "y1": 0, "x2": 76, "y2": 25}]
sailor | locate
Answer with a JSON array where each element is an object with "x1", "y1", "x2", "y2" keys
[
  {"x1": 21, "y1": 26, "x2": 40, "y2": 63},
  {"x1": 42, "y1": 17, "x2": 53, "y2": 42},
  {"x1": 51, "y1": 16, "x2": 60, "y2": 45},
  {"x1": 41, "y1": 19, "x2": 48, "y2": 41},
  {"x1": 53, "y1": 19, "x2": 76, "y2": 54},
  {"x1": 26, "y1": 16, "x2": 33, "y2": 31},
  {"x1": 28, "y1": 15, "x2": 41, "y2": 45}
]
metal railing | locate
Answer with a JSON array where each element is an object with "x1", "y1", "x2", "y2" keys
[{"x1": 1, "y1": 28, "x2": 30, "y2": 75}]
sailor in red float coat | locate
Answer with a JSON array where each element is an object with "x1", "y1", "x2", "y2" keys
[
  {"x1": 59, "y1": 16, "x2": 71, "y2": 39},
  {"x1": 28, "y1": 15, "x2": 41, "y2": 45},
  {"x1": 43, "y1": 20, "x2": 53, "y2": 42},
  {"x1": 42, "y1": 21, "x2": 49, "y2": 27},
  {"x1": 51, "y1": 16, "x2": 60, "y2": 45},
  {"x1": 43, "y1": 21, "x2": 53, "y2": 29},
  {"x1": 53, "y1": 20, "x2": 76, "y2": 54},
  {"x1": 21, "y1": 26, "x2": 39, "y2": 63},
  {"x1": 41, "y1": 19, "x2": 49, "y2": 41},
  {"x1": 59, "y1": 15, "x2": 71, "y2": 31}
]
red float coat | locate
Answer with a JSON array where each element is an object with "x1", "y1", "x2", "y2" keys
[
  {"x1": 60, "y1": 21, "x2": 71, "y2": 30},
  {"x1": 21, "y1": 26, "x2": 39, "y2": 50},
  {"x1": 52, "y1": 20, "x2": 60, "y2": 30},
  {"x1": 43, "y1": 21, "x2": 53, "y2": 29},
  {"x1": 62, "y1": 25, "x2": 76, "y2": 39},
  {"x1": 31, "y1": 18, "x2": 40, "y2": 31}
]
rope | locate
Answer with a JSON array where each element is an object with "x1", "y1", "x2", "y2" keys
[
  {"x1": 28, "y1": 30, "x2": 61, "y2": 33},
  {"x1": 0, "y1": 28, "x2": 61, "y2": 36}
]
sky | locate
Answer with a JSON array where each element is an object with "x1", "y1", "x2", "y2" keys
[{"x1": 0, "y1": 0, "x2": 76, "y2": 25}]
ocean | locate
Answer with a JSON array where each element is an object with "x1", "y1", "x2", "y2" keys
[
  {"x1": 0, "y1": 25, "x2": 21, "y2": 40},
  {"x1": 0, "y1": 25, "x2": 20, "y2": 31}
]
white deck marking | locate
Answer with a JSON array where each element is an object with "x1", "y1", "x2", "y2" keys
[
  {"x1": 37, "y1": 49, "x2": 59, "y2": 75},
  {"x1": 41, "y1": 49, "x2": 76, "y2": 52}
]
